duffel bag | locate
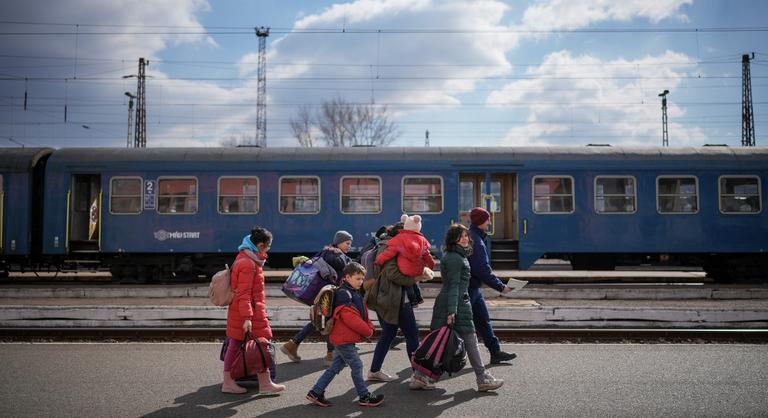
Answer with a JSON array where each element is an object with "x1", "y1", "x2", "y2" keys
[
  {"x1": 230, "y1": 332, "x2": 274, "y2": 380},
  {"x1": 282, "y1": 255, "x2": 336, "y2": 305}
]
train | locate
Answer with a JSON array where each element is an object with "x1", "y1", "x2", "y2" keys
[{"x1": 1, "y1": 146, "x2": 766, "y2": 282}]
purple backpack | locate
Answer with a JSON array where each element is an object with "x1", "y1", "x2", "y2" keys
[{"x1": 281, "y1": 254, "x2": 337, "y2": 305}]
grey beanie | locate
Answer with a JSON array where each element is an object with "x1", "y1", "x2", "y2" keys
[{"x1": 333, "y1": 230, "x2": 353, "y2": 246}]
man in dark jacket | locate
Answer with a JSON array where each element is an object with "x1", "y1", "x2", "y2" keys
[{"x1": 467, "y1": 207, "x2": 517, "y2": 364}]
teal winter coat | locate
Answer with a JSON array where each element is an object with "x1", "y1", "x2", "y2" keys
[{"x1": 430, "y1": 245, "x2": 474, "y2": 334}]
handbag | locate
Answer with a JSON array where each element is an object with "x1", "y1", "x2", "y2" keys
[
  {"x1": 282, "y1": 254, "x2": 337, "y2": 305},
  {"x1": 230, "y1": 332, "x2": 274, "y2": 380}
]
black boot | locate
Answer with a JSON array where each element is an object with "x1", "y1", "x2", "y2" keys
[{"x1": 490, "y1": 350, "x2": 517, "y2": 364}]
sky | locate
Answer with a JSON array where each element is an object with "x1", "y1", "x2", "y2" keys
[{"x1": 0, "y1": 0, "x2": 766, "y2": 148}]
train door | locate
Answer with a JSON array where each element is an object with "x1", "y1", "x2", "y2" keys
[
  {"x1": 459, "y1": 173, "x2": 518, "y2": 268},
  {"x1": 68, "y1": 174, "x2": 101, "y2": 252},
  {"x1": 0, "y1": 174, "x2": 3, "y2": 254}
]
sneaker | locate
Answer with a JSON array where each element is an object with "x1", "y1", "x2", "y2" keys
[
  {"x1": 367, "y1": 370, "x2": 395, "y2": 382},
  {"x1": 408, "y1": 375, "x2": 436, "y2": 390},
  {"x1": 324, "y1": 351, "x2": 334, "y2": 368},
  {"x1": 477, "y1": 373, "x2": 504, "y2": 392},
  {"x1": 280, "y1": 341, "x2": 301, "y2": 363},
  {"x1": 389, "y1": 335, "x2": 405, "y2": 349},
  {"x1": 306, "y1": 390, "x2": 332, "y2": 407},
  {"x1": 490, "y1": 350, "x2": 517, "y2": 364},
  {"x1": 358, "y1": 393, "x2": 384, "y2": 407}
]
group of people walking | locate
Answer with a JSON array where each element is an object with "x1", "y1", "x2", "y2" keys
[{"x1": 221, "y1": 207, "x2": 518, "y2": 408}]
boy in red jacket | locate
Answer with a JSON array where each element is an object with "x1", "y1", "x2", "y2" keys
[{"x1": 306, "y1": 262, "x2": 384, "y2": 407}]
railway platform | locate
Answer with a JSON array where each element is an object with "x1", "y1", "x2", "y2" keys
[{"x1": 1, "y1": 273, "x2": 767, "y2": 330}]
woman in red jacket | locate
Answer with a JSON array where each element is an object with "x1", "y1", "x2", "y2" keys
[{"x1": 222, "y1": 227, "x2": 285, "y2": 394}]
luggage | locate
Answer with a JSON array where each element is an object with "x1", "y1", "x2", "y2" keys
[
  {"x1": 411, "y1": 325, "x2": 466, "y2": 380},
  {"x1": 208, "y1": 258, "x2": 247, "y2": 306},
  {"x1": 229, "y1": 332, "x2": 274, "y2": 380},
  {"x1": 310, "y1": 285, "x2": 351, "y2": 335},
  {"x1": 282, "y1": 255, "x2": 337, "y2": 305}
]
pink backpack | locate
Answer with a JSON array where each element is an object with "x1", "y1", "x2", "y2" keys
[{"x1": 208, "y1": 258, "x2": 247, "y2": 306}]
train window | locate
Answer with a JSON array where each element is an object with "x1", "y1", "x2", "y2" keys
[
  {"x1": 340, "y1": 176, "x2": 382, "y2": 214},
  {"x1": 657, "y1": 176, "x2": 698, "y2": 214},
  {"x1": 719, "y1": 176, "x2": 761, "y2": 214},
  {"x1": 218, "y1": 177, "x2": 259, "y2": 215},
  {"x1": 402, "y1": 176, "x2": 443, "y2": 214},
  {"x1": 533, "y1": 176, "x2": 574, "y2": 214},
  {"x1": 109, "y1": 177, "x2": 142, "y2": 215},
  {"x1": 595, "y1": 176, "x2": 636, "y2": 214},
  {"x1": 480, "y1": 181, "x2": 502, "y2": 212},
  {"x1": 157, "y1": 177, "x2": 198, "y2": 214},
  {"x1": 280, "y1": 176, "x2": 320, "y2": 214}
]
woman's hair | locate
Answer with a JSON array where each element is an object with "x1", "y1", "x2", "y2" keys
[
  {"x1": 388, "y1": 222, "x2": 404, "y2": 238},
  {"x1": 250, "y1": 227, "x2": 273, "y2": 246},
  {"x1": 443, "y1": 223, "x2": 472, "y2": 253}
]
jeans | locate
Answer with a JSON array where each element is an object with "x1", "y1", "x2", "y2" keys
[
  {"x1": 292, "y1": 321, "x2": 334, "y2": 353},
  {"x1": 468, "y1": 287, "x2": 500, "y2": 354},
  {"x1": 311, "y1": 343, "x2": 369, "y2": 397},
  {"x1": 461, "y1": 332, "x2": 486, "y2": 381},
  {"x1": 370, "y1": 303, "x2": 419, "y2": 373}
]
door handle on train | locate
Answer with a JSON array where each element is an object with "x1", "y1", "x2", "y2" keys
[{"x1": 523, "y1": 218, "x2": 528, "y2": 236}]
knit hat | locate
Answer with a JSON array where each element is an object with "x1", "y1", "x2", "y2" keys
[
  {"x1": 333, "y1": 230, "x2": 353, "y2": 246},
  {"x1": 401, "y1": 214, "x2": 422, "y2": 233},
  {"x1": 469, "y1": 207, "x2": 490, "y2": 226}
]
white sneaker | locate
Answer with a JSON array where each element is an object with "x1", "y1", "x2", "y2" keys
[
  {"x1": 367, "y1": 370, "x2": 395, "y2": 382},
  {"x1": 477, "y1": 372, "x2": 504, "y2": 392},
  {"x1": 408, "y1": 375, "x2": 436, "y2": 390}
]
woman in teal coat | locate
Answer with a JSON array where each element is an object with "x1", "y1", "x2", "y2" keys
[{"x1": 411, "y1": 224, "x2": 504, "y2": 392}]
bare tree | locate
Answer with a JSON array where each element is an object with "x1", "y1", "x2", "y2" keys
[
  {"x1": 289, "y1": 105, "x2": 316, "y2": 147},
  {"x1": 291, "y1": 97, "x2": 400, "y2": 147}
]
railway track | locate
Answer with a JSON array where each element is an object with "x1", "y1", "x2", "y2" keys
[{"x1": 2, "y1": 327, "x2": 766, "y2": 343}]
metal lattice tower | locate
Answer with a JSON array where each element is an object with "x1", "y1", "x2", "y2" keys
[
  {"x1": 425, "y1": 129, "x2": 430, "y2": 147},
  {"x1": 742, "y1": 53, "x2": 756, "y2": 147},
  {"x1": 125, "y1": 92, "x2": 135, "y2": 148},
  {"x1": 255, "y1": 27, "x2": 270, "y2": 147},
  {"x1": 659, "y1": 90, "x2": 669, "y2": 147},
  {"x1": 134, "y1": 57, "x2": 148, "y2": 148}
]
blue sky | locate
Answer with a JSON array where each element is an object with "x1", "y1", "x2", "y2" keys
[{"x1": 0, "y1": 0, "x2": 766, "y2": 148}]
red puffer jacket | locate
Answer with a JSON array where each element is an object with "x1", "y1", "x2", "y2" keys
[
  {"x1": 329, "y1": 302, "x2": 374, "y2": 346},
  {"x1": 226, "y1": 250, "x2": 272, "y2": 341}
]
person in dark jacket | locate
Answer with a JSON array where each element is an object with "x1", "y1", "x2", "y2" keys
[
  {"x1": 281, "y1": 230, "x2": 353, "y2": 366},
  {"x1": 365, "y1": 223, "x2": 433, "y2": 382},
  {"x1": 467, "y1": 207, "x2": 518, "y2": 364},
  {"x1": 411, "y1": 224, "x2": 503, "y2": 392},
  {"x1": 306, "y1": 262, "x2": 384, "y2": 408}
]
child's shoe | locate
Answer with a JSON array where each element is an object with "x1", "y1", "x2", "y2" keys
[
  {"x1": 280, "y1": 340, "x2": 301, "y2": 362},
  {"x1": 358, "y1": 393, "x2": 384, "y2": 407},
  {"x1": 306, "y1": 390, "x2": 331, "y2": 407},
  {"x1": 256, "y1": 372, "x2": 285, "y2": 394}
]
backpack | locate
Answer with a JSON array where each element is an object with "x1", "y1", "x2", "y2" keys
[
  {"x1": 310, "y1": 285, "x2": 353, "y2": 335},
  {"x1": 282, "y1": 254, "x2": 338, "y2": 306},
  {"x1": 410, "y1": 326, "x2": 452, "y2": 381},
  {"x1": 437, "y1": 327, "x2": 467, "y2": 376},
  {"x1": 208, "y1": 258, "x2": 247, "y2": 306}
]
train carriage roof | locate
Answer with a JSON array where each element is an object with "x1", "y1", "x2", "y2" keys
[
  {"x1": 0, "y1": 148, "x2": 54, "y2": 172},
  {"x1": 46, "y1": 146, "x2": 768, "y2": 163}
]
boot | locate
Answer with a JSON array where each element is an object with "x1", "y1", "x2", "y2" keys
[
  {"x1": 280, "y1": 340, "x2": 301, "y2": 362},
  {"x1": 257, "y1": 371, "x2": 285, "y2": 394},
  {"x1": 221, "y1": 370, "x2": 247, "y2": 394}
]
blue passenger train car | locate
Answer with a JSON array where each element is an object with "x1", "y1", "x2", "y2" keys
[
  {"x1": 33, "y1": 146, "x2": 768, "y2": 282},
  {"x1": 0, "y1": 146, "x2": 765, "y2": 281},
  {"x1": 0, "y1": 148, "x2": 52, "y2": 274}
]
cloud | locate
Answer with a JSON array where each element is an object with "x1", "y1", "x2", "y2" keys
[
  {"x1": 520, "y1": 0, "x2": 693, "y2": 31},
  {"x1": 487, "y1": 50, "x2": 703, "y2": 146}
]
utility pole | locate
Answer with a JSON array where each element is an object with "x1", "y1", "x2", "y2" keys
[
  {"x1": 255, "y1": 27, "x2": 269, "y2": 147},
  {"x1": 659, "y1": 90, "x2": 669, "y2": 147},
  {"x1": 425, "y1": 129, "x2": 430, "y2": 147},
  {"x1": 124, "y1": 92, "x2": 135, "y2": 148},
  {"x1": 134, "y1": 57, "x2": 148, "y2": 148},
  {"x1": 742, "y1": 53, "x2": 756, "y2": 146}
]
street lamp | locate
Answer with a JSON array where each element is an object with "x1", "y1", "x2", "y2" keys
[{"x1": 124, "y1": 92, "x2": 136, "y2": 148}]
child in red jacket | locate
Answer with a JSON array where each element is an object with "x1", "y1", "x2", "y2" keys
[
  {"x1": 375, "y1": 214, "x2": 434, "y2": 305},
  {"x1": 306, "y1": 262, "x2": 384, "y2": 408},
  {"x1": 222, "y1": 227, "x2": 285, "y2": 395}
]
